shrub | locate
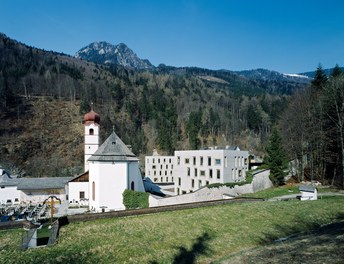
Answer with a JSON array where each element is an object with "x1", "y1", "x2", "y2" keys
[
  {"x1": 207, "y1": 170, "x2": 255, "y2": 189},
  {"x1": 122, "y1": 189, "x2": 149, "y2": 209}
]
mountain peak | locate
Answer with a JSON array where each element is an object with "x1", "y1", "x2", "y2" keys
[{"x1": 75, "y1": 41, "x2": 153, "y2": 69}]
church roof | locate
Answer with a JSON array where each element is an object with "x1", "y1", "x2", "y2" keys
[
  {"x1": 17, "y1": 177, "x2": 73, "y2": 190},
  {"x1": 88, "y1": 132, "x2": 139, "y2": 162},
  {"x1": 0, "y1": 172, "x2": 18, "y2": 186}
]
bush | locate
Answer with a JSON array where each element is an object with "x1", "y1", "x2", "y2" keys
[
  {"x1": 207, "y1": 170, "x2": 255, "y2": 189},
  {"x1": 122, "y1": 189, "x2": 149, "y2": 209}
]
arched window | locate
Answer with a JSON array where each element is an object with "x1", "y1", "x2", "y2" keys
[
  {"x1": 131, "y1": 181, "x2": 135, "y2": 191},
  {"x1": 92, "y1": 181, "x2": 95, "y2": 201},
  {"x1": 89, "y1": 128, "x2": 94, "y2": 135}
]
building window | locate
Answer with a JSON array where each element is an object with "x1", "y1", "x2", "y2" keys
[
  {"x1": 185, "y1": 158, "x2": 190, "y2": 164},
  {"x1": 225, "y1": 156, "x2": 227, "y2": 168},
  {"x1": 158, "y1": 159, "x2": 160, "y2": 163},
  {"x1": 80, "y1": 191, "x2": 85, "y2": 199},
  {"x1": 192, "y1": 179, "x2": 194, "y2": 188},
  {"x1": 206, "y1": 181, "x2": 209, "y2": 185},
  {"x1": 154, "y1": 178, "x2": 158, "y2": 182},
  {"x1": 170, "y1": 170, "x2": 173, "y2": 175},
  {"x1": 165, "y1": 171, "x2": 167, "y2": 176},
  {"x1": 217, "y1": 170, "x2": 221, "y2": 179},
  {"x1": 169, "y1": 158, "x2": 172, "y2": 163},
  {"x1": 163, "y1": 158, "x2": 166, "y2": 163},
  {"x1": 200, "y1": 170, "x2": 205, "y2": 176},
  {"x1": 159, "y1": 171, "x2": 162, "y2": 176},
  {"x1": 209, "y1": 169, "x2": 213, "y2": 178},
  {"x1": 187, "y1": 167, "x2": 190, "y2": 176},
  {"x1": 194, "y1": 168, "x2": 198, "y2": 177},
  {"x1": 177, "y1": 156, "x2": 180, "y2": 165},
  {"x1": 178, "y1": 178, "x2": 181, "y2": 186},
  {"x1": 199, "y1": 180, "x2": 202, "y2": 188},
  {"x1": 200, "y1": 157, "x2": 203, "y2": 166},
  {"x1": 92, "y1": 181, "x2": 95, "y2": 201},
  {"x1": 208, "y1": 157, "x2": 211, "y2": 166},
  {"x1": 131, "y1": 181, "x2": 135, "y2": 191},
  {"x1": 154, "y1": 171, "x2": 156, "y2": 176},
  {"x1": 166, "y1": 177, "x2": 168, "y2": 182},
  {"x1": 89, "y1": 128, "x2": 94, "y2": 135},
  {"x1": 153, "y1": 158, "x2": 155, "y2": 163},
  {"x1": 215, "y1": 159, "x2": 221, "y2": 165},
  {"x1": 193, "y1": 157, "x2": 196, "y2": 165},
  {"x1": 152, "y1": 165, "x2": 156, "y2": 169},
  {"x1": 166, "y1": 164, "x2": 168, "y2": 169}
]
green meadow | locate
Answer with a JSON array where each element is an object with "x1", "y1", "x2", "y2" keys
[{"x1": 1, "y1": 196, "x2": 343, "y2": 263}]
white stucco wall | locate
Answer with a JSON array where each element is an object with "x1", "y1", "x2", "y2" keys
[
  {"x1": 20, "y1": 189, "x2": 66, "y2": 204},
  {"x1": 84, "y1": 123, "x2": 99, "y2": 172},
  {"x1": 89, "y1": 162, "x2": 128, "y2": 212},
  {"x1": 0, "y1": 186, "x2": 21, "y2": 204},
  {"x1": 68, "y1": 182, "x2": 89, "y2": 204},
  {"x1": 149, "y1": 169, "x2": 272, "y2": 207}
]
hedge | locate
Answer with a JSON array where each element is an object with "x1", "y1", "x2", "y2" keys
[{"x1": 122, "y1": 189, "x2": 149, "y2": 209}]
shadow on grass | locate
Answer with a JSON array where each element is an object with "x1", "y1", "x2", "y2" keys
[
  {"x1": 248, "y1": 212, "x2": 344, "y2": 263},
  {"x1": 150, "y1": 232, "x2": 213, "y2": 264}
]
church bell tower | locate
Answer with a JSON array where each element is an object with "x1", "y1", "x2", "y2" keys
[{"x1": 83, "y1": 103, "x2": 100, "y2": 172}]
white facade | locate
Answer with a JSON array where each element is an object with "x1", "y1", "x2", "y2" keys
[
  {"x1": 89, "y1": 161, "x2": 145, "y2": 212},
  {"x1": 19, "y1": 189, "x2": 67, "y2": 204},
  {"x1": 69, "y1": 182, "x2": 89, "y2": 206},
  {"x1": 174, "y1": 149, "x2": 249, "y2": 195},
  {"x1": 0, "y1": 186, "x2": 21, "y2": 205},
  {"x1": 84, "y1": 122, "x2": 99, "y2": 172},
  {"x1": 145, "y1": 156, "x2": 175, "y2": 183}
]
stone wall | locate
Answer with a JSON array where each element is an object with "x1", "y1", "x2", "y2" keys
[{"x1": 149, "y1": 169, "x2": 272, "y2": 207}]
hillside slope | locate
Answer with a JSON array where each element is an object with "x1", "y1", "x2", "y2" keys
[{"x1": 0, "y1": 33, "x2": 301, "y2": 177}]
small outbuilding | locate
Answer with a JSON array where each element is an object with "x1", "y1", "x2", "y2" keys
[{"x1": 298, "y1": 185, "x2": 317, "y2": 201}]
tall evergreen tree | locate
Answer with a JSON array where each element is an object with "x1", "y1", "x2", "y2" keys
[
  {"x1": 264, "y1": 127, "x2": 288, "y2": 185},
  {"x1": 331, "y1": 64, "x2": 343, "y2": 78},
  {"x1": 311, "y1": 64, "x2": 328, "y2": 91}
]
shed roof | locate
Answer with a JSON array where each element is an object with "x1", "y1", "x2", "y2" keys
[
  {"x1": 17, "y1": 177, "x2": 73, "y2": 190},
  {"x1": 299, "y1": 185, "x2": 317, "y2": 193},
  {"x1": 88, "y1": 132, "x2": 139, "y2": 162}
]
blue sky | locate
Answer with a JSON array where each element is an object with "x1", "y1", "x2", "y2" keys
[{"x1": 1, "y1": 0, "x2": 343, "y2": 73}]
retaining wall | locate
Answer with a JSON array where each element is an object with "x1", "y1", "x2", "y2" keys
[{"x1": 149, "y1": 169, "x2": 272, "y2": 207}]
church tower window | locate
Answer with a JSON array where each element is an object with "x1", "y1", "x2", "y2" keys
[{"x1": 89, "y1": 128, "x2": 94, "y2": 135}]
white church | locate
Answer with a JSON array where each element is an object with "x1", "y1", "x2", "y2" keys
[{"x1": 68, "y1": 106, "x2": 145, "y2": 212}]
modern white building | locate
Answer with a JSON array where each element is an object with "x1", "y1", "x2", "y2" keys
[
  {"x1": 144, "y1": 147, "x2": 250, "y2": 195},
  {"x1": 174, "y1": 147, "x2": 249, "y2": 194},
  {"x1": 145, "y1": 152, "x2": 175, "y2": 184}
]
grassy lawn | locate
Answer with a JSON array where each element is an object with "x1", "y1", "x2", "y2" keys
[{"x1": 1, "y1": 196, "x2": 344, "y2": 263}]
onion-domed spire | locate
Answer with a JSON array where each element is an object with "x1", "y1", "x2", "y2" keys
[{"x1": 83, "y1": 103, "x2": 100, "y2": 124}]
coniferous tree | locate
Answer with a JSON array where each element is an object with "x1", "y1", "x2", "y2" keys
[
  {"x1": 311, "y1": 64, "x2": 328, "y2": 91},
  {"x1": 264, "y1": 127, "x2": 288, "y2": 185},
  {"x1": 331, "y1": 64, "x2": 343, "y2": 78},
  {"x1": 79, "y1": 96, "x2": 90, "y2": 115}
]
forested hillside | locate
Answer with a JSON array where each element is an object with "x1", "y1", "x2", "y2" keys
[{"x1": 1, "y1": 33, "x2": 334, "y2": 183}]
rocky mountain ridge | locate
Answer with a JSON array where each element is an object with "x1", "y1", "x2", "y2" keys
[{"x1": 75, "y1": 41, "x2": 153, "y2": 69}]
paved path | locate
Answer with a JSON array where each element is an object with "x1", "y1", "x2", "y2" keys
[{"x1": 268, "y1": 192, "x2": 344, "y2": 201}]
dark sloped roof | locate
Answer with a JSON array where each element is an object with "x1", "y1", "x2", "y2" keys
[
  {"x1": 0, "y1": 173, "x2": 18, "y2": 186},
  {"x1": 88, "y1": 132, "x2": 139, "y2": 162},
  {"x1": 17, "y1": 177, "x2": 73, "y2": 190}
]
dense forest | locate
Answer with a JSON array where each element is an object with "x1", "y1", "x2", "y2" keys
[{"x1": 0, "y1": 33, "x2": 343, "y2": 188}]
